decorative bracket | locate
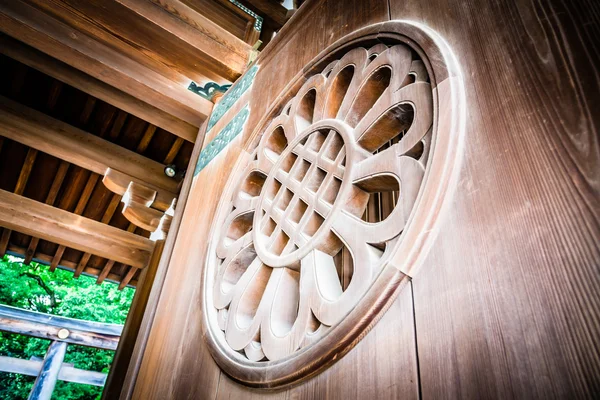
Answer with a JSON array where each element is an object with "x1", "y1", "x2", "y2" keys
[{"x1": 188, "y1": 81, "x2": 232, "y2": 102}]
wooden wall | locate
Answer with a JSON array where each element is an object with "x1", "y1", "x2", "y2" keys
[{"x1": 129, "y1": 0, "x2": 599, "y2": 398}]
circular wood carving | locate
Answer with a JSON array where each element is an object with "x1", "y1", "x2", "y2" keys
[{"x1": 202, "y1": 21, "x2": 465, "y2": 388}]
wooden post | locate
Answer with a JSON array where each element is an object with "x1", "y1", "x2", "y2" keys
[
  {"x1": 102, "y1": 240, "x2": 166, "y2": 399},
  {"x1": 28, "y1": 341, "x2": 67, "y2": 400}
]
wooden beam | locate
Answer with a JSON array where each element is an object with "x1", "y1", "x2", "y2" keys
[
  {"x1": 0, "y1": 355, "x2": 107, "y2": 387},
  {"x1": 137, "y1": 125, "x2": 157, "y2": 153},
  {"x1": 0, "y1": 35, "x2": 198, "y2": 142},
  {"x1": 0, "y1": 189, "x2": 154, "y2": 269},
  {"x1": 43, "y1": 171, "x2": 99, "y2": 273},
  {"x1": 164, "y1": 138, "x2": 185, "y2": 165},
  {"x1": 119, "y1": 267, "x2": 138, "y2": 290},
  {"x1": 0, "y1": 305, "x2": 121, "y2": 350},
  {"x1": 116, "y1": 118, "x2": 205, "y2": 399},
  {"x1": 0, "y1": 95, "x2": 179, "y2": 194},
  {"x1": 113, "y1": 0, "x2": 250, "y2": 79},
  {"x1": 28, "y1": 341, "x2": 67, "y2": 400},
  {"x1": 0, "y1": 0, "x2": 212, "y2": 127}
]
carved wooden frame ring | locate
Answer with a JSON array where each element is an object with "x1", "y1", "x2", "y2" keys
[{"x1": 201, "y1": 20, "x2": 466, "y2": 388}]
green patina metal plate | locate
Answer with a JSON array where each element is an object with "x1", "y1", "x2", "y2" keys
[
  {"x1": 195, "y1": 105, "x2": 250, "y2": 176},
  {"x1": 207, "y1": 64, "x2": 258, "y2": 133}
]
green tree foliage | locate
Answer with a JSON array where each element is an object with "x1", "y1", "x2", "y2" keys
[{"x1": 0, "y1": 255, "x2": 134, "y2": 400}]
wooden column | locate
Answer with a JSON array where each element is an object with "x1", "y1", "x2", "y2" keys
[
  {"x1": 28, "y1": 341, "x2": 67, "y2": 400},
  {"x1": 102, "y1": 240, "x2": 166, "y2": 399}
]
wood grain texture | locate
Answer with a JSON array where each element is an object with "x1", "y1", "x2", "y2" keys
[
  {"x1": 0, "y1": 96, "x2": 178, "y2": 193},
  {"x1": 386, "y1": 0, "x2": 600, "y2": 398},
  {"x1": 129, "y1": 0, "x2": 405, "y2": 398},
  {"x1": 0, "y1": 0, "x2": 212, "y2": 127},
  {"x1": 182, "y1": 0, "x2": 260, "y2": 44},
  {"x1": 117, "y1": 121, "x2": 206, "y2": 400},
  {"x1": 0, "y1": 189, "x2": 154, "y2": 269},
  {"x1": 0, "y1": 35, "x2": 198, "y2": 142},
  {"x1": 127, "y1": 0, "x2": 600, "y2": 398},
  {"x1": 214, "y1": 282, "x2": 418, "y2": 400},
  {"x1": 246, "y1": 0, "x2": 390, "y2": 145},
  {"x1": 113, "y1": 0, "x2": 251, "y2": 79}
]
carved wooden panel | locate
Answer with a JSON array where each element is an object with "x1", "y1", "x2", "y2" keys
[{"x1": 202, "y1": 21, "x2": 465, "y2": 387}]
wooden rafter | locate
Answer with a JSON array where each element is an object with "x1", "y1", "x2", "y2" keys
[
  {"x1": 24, "y1": 79, "x2": 71, "y2": 265},
  {"x1": 24, "y1": 161, "x2": 69, "y2": 264},
  {"x1": 0, "y1": 148, "x2": 38, "y2": 257},
  {"x1": 0, "y1": 0, "x2": 212, "y2": 128},
  {"x1": 113, "y1": 0, "x2": 251, "y2": 80},
  {"x1": 0, "y1": 35, "x2": 198, "y2": 142},
  {"x1": 0, "y1": 95, "x2": 179, "y2": 195},
  {"x1": 0, "y1": 189, "x2": 154, "y2": 269}
]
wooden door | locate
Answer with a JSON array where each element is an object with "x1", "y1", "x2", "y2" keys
[{"x1": 127, "y1": 0, "x2": 599, "y2": 398}]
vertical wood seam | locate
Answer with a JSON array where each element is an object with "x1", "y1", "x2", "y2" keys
[{"x1": 410, "y1": 279, "x2": 423, "y2": 400}]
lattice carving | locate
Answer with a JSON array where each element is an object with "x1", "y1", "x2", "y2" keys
[
  {"x1": 211, "y1": 43, "x2": 432, "y2": 362},
  {"x1": 203, "y1": 21, "x2": 465, "y2": 387}
]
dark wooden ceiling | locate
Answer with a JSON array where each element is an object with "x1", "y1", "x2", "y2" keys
[
  {"x1": 0, "y1": 54, "x2": 195, "y2": 288},
  {"x1": 0, "y1": 0, "x2": 292, "y2": 289}
]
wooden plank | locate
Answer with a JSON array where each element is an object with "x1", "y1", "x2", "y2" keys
[
  {"x1": 0, "y1": 189, "x2": 154, "y2": 269},
  {"x1": 51, "y1": 171, "x2": 100, "y2": 270},
  {"x1": 181, "y1": 0, "x2": 257, "y2": 43},
  {"x1": 0, "y1": 95, "x2": 179, "y2": 194},
  {"x1": 15, "y1": 148, "x2": 38, "y2": 196},
  {"x1": 79, "y1": 97, "x2": 97, "y2": 126},
  {"x1": 45, "y1": 80, "x2": 63, "y2": 110},
  {"x1": 136, "y1": 125, "x2": 157, "y2": 153},
  {"x1": 214, "y1": 281, "x2": 419, "y2": 399},
  {"x1": 73, "y1": 253, "x2": 92, "y2": 279},
  {"x1": 108, "y1": 111, "x2": 129, "y2": 141},
  {"x1": 0, "y1": 0, "x2": 212, "y2": 127},
  {"x1": 28, "y1": 341, "x2": 67, "y2": 400},
  {"x1": 0, "y1": 355, "x2": 107, "y2": 387},
  {"x1": 74, "y1": 192, "x2": 122, "y2": 278},
  {"x1": 112, "y1": 0, "x2": 250, "y2": 79},
  {"x1": 49, "y1": 247, "x2": 66, "y2": 272},
  {"x1": 0, "y1": 35, "x2": 198, "y2": 142},
  {"x1": 382, "y1": 0, "x2": 600, "y2": 398},
  {"x1": 0, "y1": 230, "x2": 10, "y2": 257},
  {"x1": 22, "y1": 39, "x2": 68, "y2": 265},
  {"x1": 127, "y1": 0, "x2": 393, "y2": 397}
]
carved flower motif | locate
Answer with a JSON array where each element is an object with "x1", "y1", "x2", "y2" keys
[{"x1": 209, "y1": 43, "x2": 433, "y2": 362}]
